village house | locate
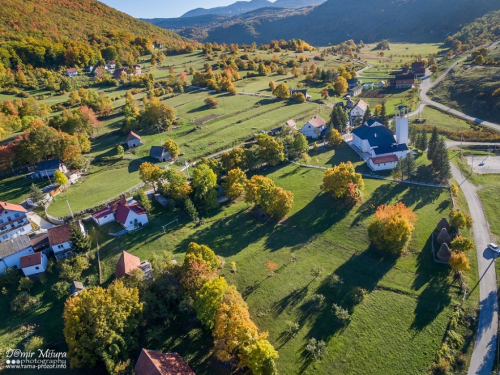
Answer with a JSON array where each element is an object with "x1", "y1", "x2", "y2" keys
[
  {"x1": 0, "y1": 235, "x2": 34, "y2": 273},
  {"x1": 299, "y1": 116, "x2": 327, "y2": 139},
  {"x1": 391, "y1": 73, "x2": 416, "y2": 89},
  {"x1": 285, "y1": 119, "x2": 296, "y2": 128},
  {"x1": 48, "y1": 221, "x2": 85, "y2": 259},
  {"x1": 348, "y1": 99, "x2": 369, "y2": 126},
  {"x1": 411, "y1": 61, "x2": 426, "y2": 77},
  {"x1": 133, "y1": 65, "x2": 142, "y2": 75},
  {"x1": 126, "y1": 131, "x2": 142, "y2": 148},
  {"x1": 149, "y1": 146, "x2": 171, "y2": 162},
  {"x1": 35, "y1": 159, "x2": 68, "y2": 179},
  {"x1": 0, "y1": 202, "x2": 32, "y2": 242},
  {"x1": 92, "y1": 196, "x2": 149, "y2": 230},
  {"x1": 347, "y1": 78, "x2": 360, "y2": 88},
  {"x1": 363, "y1": 82, "x2": 375, "y2": 90},
  {"x1": 348, "y1": 85, "x2": 363, "y2": 97},
  {"x1": 289, "y1": 89, "x2": 311, "y2": 101},
  {"x1": 66, "y1": 68, "x2": 78, "y2": 77},
  {"x1": 115, "y1": 251, "x2": 152, "y2": 280},
  {"x1": 134, "y1": 349, "x2": 195, "y2": 375},
  {"x1": 20, "y1": 252, "x2": 48, "y2": 277},
  {"x1": 113, "y1": 68, "x2": 128, "y2": 80},
  {"x1": 106, "y1": 60, "x2": 116, "y2": 70},
  {"x1": 351, "y1": 106, "x2": 409, "y2": 171},
  {"x1": 70, "y1": 281, "x2": 85, "y2": 296},
  {"x1": 379, "y1": 81, "x2": 386, "y2": 88}
]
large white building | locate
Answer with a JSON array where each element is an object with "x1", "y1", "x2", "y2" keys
[
  {"x1": 0, "y1": 202, "x2": 33, "y2": 242},
  {"x1": 351, "y1": 106, "x2": 409, "y2": 171},
  {"x1": 0, "y1": 235, "x2": 34, "y2": 273}
]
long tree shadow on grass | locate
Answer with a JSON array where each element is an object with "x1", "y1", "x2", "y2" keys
[
  {"x1": 296, "y1": 246, "x2": 398, "y2": 373},
  {"x1": 410, "y1": 278, "x2": 452, "y2": 331}
]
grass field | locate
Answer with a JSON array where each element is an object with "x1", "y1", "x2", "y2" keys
[{"x1": 79, "y1": 161, "x2": 475, "y2": 375}]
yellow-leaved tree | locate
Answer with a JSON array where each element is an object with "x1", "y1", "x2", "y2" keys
[
  {"x1": 223, "y1": 168, "x2": 248, "y2": 200},
  {"x1": 163, "y1": 139, "x2": 180, "y2": 158},
  {"x1": 245, "y1": 175, "x2": 294, "y2": 219},
  {"x1": 321, "y1": 161, "x2": 364, "y2": 202},
  {"x1": 138, "y1": 162, "x2": 163, "y2": 191},
  {"x1": 368, "y1": 202, "x2": 418, "y2": 254},
  {"x1": 449, "y1": 251, "x2": 470, "y2": 272},
  {"x1": 63, "y1": 280, "x2": 143, "y2": 373},
  {"x1": 194, "y1": 276, "x2": 229, "y2": 330}
]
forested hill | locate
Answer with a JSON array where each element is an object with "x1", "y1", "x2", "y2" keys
[
  {"x1": 170, "y1": 0, "x2": 500, "y2": 45},
  {"x1": 0, "y1": 0, "x2": 193, "y2": 68}
]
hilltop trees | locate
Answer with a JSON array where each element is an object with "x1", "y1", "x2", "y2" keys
[
  {"x1": 321, "y1": 162, "x2": 364, "y2": 203},
  {"x1": 368, "y1": 202, "x2": 417, "y2": 254},
  {"x1": 63, "y1": 281, "x2": 143, "y2": 373}
]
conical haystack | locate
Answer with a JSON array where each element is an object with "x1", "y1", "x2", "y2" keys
[
  {"x1": 437, "y1": 228, "x2": 451, "y2": 245},
  {"x1": 437, "y1": 243, "x2": 452, "y2": 261},
  {"x1": 436, "y1": 217, "x2": 451, "y2": 233}
]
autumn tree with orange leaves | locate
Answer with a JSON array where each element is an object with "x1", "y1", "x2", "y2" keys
[{"x1": 368, "y1": 202, "x2": 417, "y2": 254}]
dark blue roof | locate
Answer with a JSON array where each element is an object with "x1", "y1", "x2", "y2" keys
[
  {"x1": 149, "y1": 146, "x2": 167, "y2": 158},
  {"x1": 37, "y1": 159, "x2": 61, "y2": 171},
  {"x1": 352, "y1": 125, "x2": 396, "y2": 148},
  {"x1": 373, "y1": 143, "x2": 409, "y2": 155}
]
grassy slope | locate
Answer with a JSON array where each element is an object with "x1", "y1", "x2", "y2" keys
[{"x1": 429, "y1": 63, "x2": 500, "y2": 123}]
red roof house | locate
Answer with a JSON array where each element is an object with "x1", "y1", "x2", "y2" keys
[
  {"x1": 135, "y1": 349, "x2": 195, "y2": 375},
  {"x1": 115, "y1": 251, "x2": 141, "y2": 279},
  {"x1": 126, "y1": 131, "x2": 142, "y2": 148}
]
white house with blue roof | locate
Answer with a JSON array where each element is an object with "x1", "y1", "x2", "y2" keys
[{"x1": 351, "y1": 106, "x2": 409, "y2": 171}]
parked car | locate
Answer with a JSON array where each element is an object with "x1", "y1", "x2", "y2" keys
[{"x1": 488, "y1": 243, "x2": 500, "y2": 253}]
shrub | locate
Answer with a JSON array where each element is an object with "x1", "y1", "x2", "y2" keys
[
  {"x1": 204, "y1": 97, "x2": 219, "y2": 108},
  {"x1": 52, "y1": 281, "x2": 71, "y2": 300},
  {"x1": 348, "y1": 286, "x2": 367, "y2": 305},
  {"x1": 291, "y1": 92, "x2": 306, "y2": 103},
  {"x1": 24, "y1": 336, "x2": 44, "y2": 352},
  {"x1": 11, "y1": 292, "x2": 39, "y2": 313},
  {"x1": 332, "y1": 303, "x2": 350, "y2": 324},
  {"x1": 305, "y1": 338, "x2": 327, "y2": 361}
]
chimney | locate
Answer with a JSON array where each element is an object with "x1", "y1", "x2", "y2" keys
[{"x1": 119, "y1": 195, "x2": 127, "y2": 206}]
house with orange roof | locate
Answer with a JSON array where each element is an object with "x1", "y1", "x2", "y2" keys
[
  {"x1": 134, "y1": 349, "x2": 195, "y2": 375},
  {"x1": 115, "y1": 251, "x2": 152, "y2": 280},
  {"x1": 0, "y1": 202, "x2": 33, "y2": 242},
  {"x1": 20, "y1": 252, "x2": 48, "y2": 277}
]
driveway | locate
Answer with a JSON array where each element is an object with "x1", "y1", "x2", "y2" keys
[
  {"x1": 451, "y1": 164, "x2": 498, "y2": 375},
  {"x1": 26, "y1": 211, "x2": 54, "y2": 230}
]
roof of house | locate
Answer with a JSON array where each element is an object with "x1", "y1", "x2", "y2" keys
[
  {"x1": 115, "y1": 203, "x2": 147, "y2": 225},
  {"x1": 149, "y1": 146, "x2": 169, "y2": 159},
  {"x1": 0, "y1": 235, "x2": 32, "y2": 259},
  {"x1": 135, "y1": 349, "x2": 196, "y2": 375},
  {"x1": 129, "y1": 203, "x2": 147, "y2": 216},
  {"x1": 347, "y1": 78, "x2": 358, "y2": 84},
  {"x1": 0, "y1": 201, "x2": 27, "y2": 214},
  {"x1": 92, "y1": 207, "x2": 114, "y2": 220},
  {"x1": 66, "y1": 68, "x2": 77, "y2": 74},
  {"x1": 396, "y1": 74, "x2": 416, "y2": 81},
  {"x1": 115, "y1": 251, "x2": 141, "y2": 279},
  {"x1": 412, "y1": 61, "x2": 425, "y2": 68},
  {"x1": 285, "y1": 119, "x2": 296, "y2": 127},
  {"x1": 371, "y1": 154, "x2": 398, "y2": 165},
  {"x1": 30, "y1": 233, "x2": 49, "y2": 250},
  {"x1": 352, "y1": 99, "x2": 368, "y2": 112},
  {"x1": 307, "y1": 116, "x2": 326, "y2": 128},
  {"x1": 48, "y1": 224, "x2": 72, "y2": 246},
  {"x1": 37, "y1": 159, "x2": 61, "y2": 171},
  {"x1": 350, "y1": 85, "x2": 363, "y2": 91},
  {"x1": 20, "y1": 252, "x2": 43, "y2": 268},
  {"x1": 373, "y1": 143, "x2": 409, "y2": 155},
  {"x1": 70, "y1": 281, "x2": 84, "y2": 293},
  {"x1": 126, "y1": 131, "x2": 141, "y2": 142},
  {"x1": 352, "y1": 125, "x2": 396, "y2": 148}
]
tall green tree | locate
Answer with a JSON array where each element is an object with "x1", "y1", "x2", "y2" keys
[
  {"x1": 432, "y1": 137, "x2": 451, "y2": 180},
  {"x1": 417, "y1": 129, "x2": 428, "y2": 151},
  {"x1": 29, "y1": 184, "x2": 45, "y2": 204},
  {"x1": 329, "y1": 106, "x2": 348, "y2": 131},
  {"x1": 70, "y1": 223, "x2": 92, "y2": 254},
  {"x1": 63, "y1": 281, "x2": 143, "y2": 373},
  {"x1": 191, "y1": 164, "x2": 217, "y2": 197},
  {"x1": 137, "y1": 189, "x2": 152, "y2": 213},
  {"x1": 427, "y1": 126, "x2": 439, "y2": 161},
  {"x1": 380, "y1": 101, "x2": 388, "y2": 127}
]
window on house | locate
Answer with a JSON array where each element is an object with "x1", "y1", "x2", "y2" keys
[
  {"x1": 129, "y1": 221, "x2": 133, "y2": 225},
  {"x1": 14, "y1": 213, "x2": 20, "y2": 218},
  {"x1": 58, "y1": 245, "x2": 63, "y2": 249},
  {"x1": 20, "y1": 228, "x2": 25, "y2": 232},
  {"x1": 35, "y1": 266, "x2": 39, "y2": 270},
  {"x1": 0, "y1": 219, "x2": 3, "y2": 224}
]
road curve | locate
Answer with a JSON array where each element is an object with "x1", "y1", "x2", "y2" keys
[
  {"x1": 450, "y1": 163, "x2": 498, "y2": 375},
  {"x1": 411, "y1": 41, "x2": 500, "y2": 133}
]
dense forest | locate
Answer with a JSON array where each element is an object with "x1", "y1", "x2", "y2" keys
[{"x1": 0, "y1": 0, "x2": 196, "y2": 70}]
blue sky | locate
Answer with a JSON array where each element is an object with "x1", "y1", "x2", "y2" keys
[{"x1": 100, "y1": 0, "x2": 271, "y2": 18}]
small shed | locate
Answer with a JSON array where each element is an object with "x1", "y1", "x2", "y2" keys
[
  {"x1": 149, "y1": 146, "x2": 171, "y2": 162},
  {"x1": 154, "y1": 194, "x2": 168, "y2": 207},
  {"x1": 70, "y1": 281, "x2": 85, "y2": 296},
  {"x1": 126, "y1": 131, "x2": 142, "y2": 148}
]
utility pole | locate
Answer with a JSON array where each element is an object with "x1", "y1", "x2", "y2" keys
[
  {"x1": 460, "y1": 134, "x2": 463, "y2": 158},
  {"x1": 65, "y1": 198, "x2": 74, "y2": 219}
]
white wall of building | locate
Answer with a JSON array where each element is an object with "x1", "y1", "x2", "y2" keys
[
  {"x1": 121, "y1": 212, "x2": 149, "y2": 231},
  {"x1": 369, "y1": 160, "x2": 398, "y2": 171},
  {"x1": 0, "y1": 247, "x2": 34, "y2": 273},
  {"x1": 52, "y1": 241, "x2": 72, "y2": 255},
  {"x1": 94, "y1": 213, "x2": 115, "y2": 226},
  {"x1": 299, "y1": 123, "x2": 324, "y2": 139},
  {"x1": 22, "y1": 254, "x2": 48, "y2": 277}
]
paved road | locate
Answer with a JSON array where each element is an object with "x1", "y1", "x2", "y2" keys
[
  {"x1": 451, "y1": 163, "x2": 499, "y2": 375},
  {"x1": 411, "y1": 41, "x2": 500, "y2": 133}
]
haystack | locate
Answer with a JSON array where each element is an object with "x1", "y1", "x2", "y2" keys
[
  {"x1": 437, "y1": 243, "x2": 452, "y2": 261},
  {"x1": 436, "y1": 217, "x2": 451, "y2": 233},
  {"x1": 437, "y1": 228, "x2": 451, "y2": 245}
]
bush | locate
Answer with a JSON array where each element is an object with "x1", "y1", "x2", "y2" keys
[
  {"x1": 52, "y1": 281, "x2": 71, "y2": 300},
  {"x1": 332, "y1": 303, "x2": 350, "y2": 324},
  {"x1": 204, "y1": 97, "x2": 219, "y2": 108},
  {"x1": 291, "y1": 92, "x2": 306, "y2": 103},
  {"x1": 348, "y1": 286, "x2": 366, "y2": 305},
  {"x1": 11, "y1": 292, "x2": 39, "y2": 313},
  {"x1": 24, "y1": 336, "x2": 44, "y2": 352}
]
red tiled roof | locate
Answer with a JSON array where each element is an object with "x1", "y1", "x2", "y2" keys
[
  {"x1": 92, "y1": 207, "x2": 114, "y2": 219},
  {"x1": 286, "y1": 119, "x2": 296, "y2": 127},
  {"x1": 48, "y1": 224, "x2": 71, "y2": 246},
  {"x1": 129, "y1": 203, "x2": 147, "y2": 216},
  {"x1": 354, "y1": 99, "x2": 369, "y2": 112},
  {"x1": 135, "y1": 349, "x2": 196, "y2": 375},
  {"x1": 115, "y1": 204, "x2": 131, "y2": 226},
  {"x1": 126, "y1": 131, "x2": 141, "y2": 141},
  {"x1": 20, "y1": 252, "x2": 42, "y2": 268},
  {"x1": 308, "y1": 116, "x2": 326, "y2": 128},
  {"x1": 0, "y1": 202, "x2": 27, "y2": 214},
  {"x1": 371, "y1": 155, "x2": 398, "y2": 164},
  {"x1": 67, "y1": 68, "x2": 77, "y2": 73},
  {"x1": 115, "y1": 251, "x2": 141, "y2": 279}
]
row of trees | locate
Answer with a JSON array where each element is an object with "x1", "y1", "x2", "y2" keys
[
  {"x1": 183, "y1": 242, "x2": 278, "y2": 374},
  {"x1": 123, "y1": 92, "x2": 176, "y2": 132}
]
